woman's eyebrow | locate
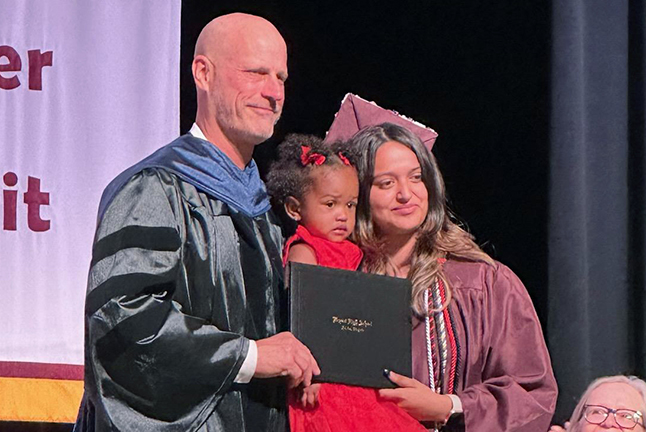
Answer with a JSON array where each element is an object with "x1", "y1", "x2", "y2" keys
[{"x1": 373, "y1": 167, "x2": 421, "y2": 177}]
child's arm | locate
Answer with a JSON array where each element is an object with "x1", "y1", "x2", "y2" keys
[
  {"x1": 285, "y1": 242, "x2": 321, "y2": 407},
  {"x1": 286, "y1": 243, "x2": 317, "y2": 265}
]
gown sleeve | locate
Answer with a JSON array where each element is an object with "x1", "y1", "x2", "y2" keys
[
  {"x1": 457, "y1": 263, "x2": 557, "y2": 432},
  {"x1": 83, "y1": 169, "x2": 250, "y2": 431}
]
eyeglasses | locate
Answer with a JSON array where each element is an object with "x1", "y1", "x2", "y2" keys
[{"x1": 583, "y1": 404, "x2": 645, "y2": 429}]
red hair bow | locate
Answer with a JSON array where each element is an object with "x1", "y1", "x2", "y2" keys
[
  {"x1": 300, "y1": 146, "x2": 326, "y2": 166},
  {"x1": 338, "y1": 152, "x2": 351, "y2": 166}
]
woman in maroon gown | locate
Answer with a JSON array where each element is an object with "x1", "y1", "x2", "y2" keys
[{"x1": 351, "y1": 122, "x2": 558, "y2": 431}]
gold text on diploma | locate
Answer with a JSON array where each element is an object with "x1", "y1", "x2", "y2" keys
[{"x1": 331, "y1": 316, "x2": 373, "y2": 333}]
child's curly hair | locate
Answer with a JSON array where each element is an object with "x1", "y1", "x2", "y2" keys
[{"x1": 266, "y1": 133, "x2": 360, "y2": 206}]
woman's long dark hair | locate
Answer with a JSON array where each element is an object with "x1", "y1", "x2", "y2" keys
[{"x1": 352, "y1": 123, "x2": 493, "y2": 316}]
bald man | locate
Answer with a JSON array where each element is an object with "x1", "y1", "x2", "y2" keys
[{"x1": 74, "y1": 14, "x2": 318, "y2": 432}]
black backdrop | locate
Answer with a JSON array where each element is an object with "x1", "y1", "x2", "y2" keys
[
  {"x1": 180, "y1": 1, "x2": 551, "y2": 320},
  {"x1": 548, "y1": 0, "x2": 646, "y2": 422}
]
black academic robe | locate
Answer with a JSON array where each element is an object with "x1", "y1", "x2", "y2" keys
[{"x1": 74, "y1": 168, "x2": 287, "y2": 431}]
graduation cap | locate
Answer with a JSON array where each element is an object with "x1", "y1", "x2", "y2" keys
[{"x1": 324, "y1": 93, "x2": 439, "y2": 151}]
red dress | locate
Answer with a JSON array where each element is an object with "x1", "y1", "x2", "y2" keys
[{"x1": 285, "y1": 225, "x2": 426, "y2": 432}]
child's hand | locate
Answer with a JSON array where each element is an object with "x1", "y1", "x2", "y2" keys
[{"x1": 300, "y1": 383, "x2": 321, "y2": 407}]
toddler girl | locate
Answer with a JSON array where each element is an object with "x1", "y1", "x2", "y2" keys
[{"x1": 267, "y1": 134, "x2": 426, "y2": 432}]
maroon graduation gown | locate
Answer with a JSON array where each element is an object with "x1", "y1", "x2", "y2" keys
[{"x1": 412, "y1": 260, "x2": 557, "y2": 431}]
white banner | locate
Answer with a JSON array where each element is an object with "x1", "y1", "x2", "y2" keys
[{"x1": 0, "y1": 1, "x2": 181, "y2": 367}]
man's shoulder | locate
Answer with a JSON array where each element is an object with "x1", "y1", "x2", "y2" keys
[
  {"x1": 107, "y1": 133, "x2": 196, "y2": 183},
  {"x1": 97, "y1": 135, "x2": 194, "y2": 218}
]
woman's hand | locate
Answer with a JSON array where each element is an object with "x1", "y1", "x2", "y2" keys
[
  {"x1": 300, "y1": 383, "x2": 321, "y2": 407},
  {"x1": 378, "y1": 371, "x2": 453, "y2": 422}
]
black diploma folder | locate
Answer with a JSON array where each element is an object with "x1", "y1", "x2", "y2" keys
[{"x1": 287, "y1": 262, "x2": 412, "y2": 388}]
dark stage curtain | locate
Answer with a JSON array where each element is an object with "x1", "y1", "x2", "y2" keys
[{"x1": 548, "y1": 0, "x2": 646, "y2": 420}]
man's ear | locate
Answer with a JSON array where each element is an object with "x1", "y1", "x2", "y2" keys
[
  {"x1": 192, "y1": 55, "x2": 213, "y2": 92},
  {"x1": 284, "y1": 197, "x2": 302, "y2": 221}
]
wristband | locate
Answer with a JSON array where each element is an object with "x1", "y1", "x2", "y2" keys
[{"x1": 440, "y1": 394, "x2": 462, "y2": 426}]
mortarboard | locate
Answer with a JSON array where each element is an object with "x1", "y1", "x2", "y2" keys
[{"x1": 324, "y1": 93, "x2": 438, "y2": 151}]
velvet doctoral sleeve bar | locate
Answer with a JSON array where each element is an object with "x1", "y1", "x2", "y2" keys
[
  {"x1": 76, "y1": 168, "x2": 287, "y2": 432},
  {"x1": 412, "y1": 260, "x2": 557, "y2": 432}
]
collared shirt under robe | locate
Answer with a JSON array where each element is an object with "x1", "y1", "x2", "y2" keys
[
  {"x1": 412, "y1": 260, "x2": 558, "y2": 431},
  {"x1": 74, "y1": 149, "x2": 287, "y2": 430}
]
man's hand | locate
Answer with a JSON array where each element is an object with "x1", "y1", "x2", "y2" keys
[
  {"x1": 254, "y1": 332, "x2": 321, "y2": 388},
  {"x1": 378, "y1": 371, "x2": 452, "y2": 422}
]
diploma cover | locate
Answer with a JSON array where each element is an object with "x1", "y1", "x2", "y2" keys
[{"x1": 287, "y1": 262, "x2": 412, "y2": 388}]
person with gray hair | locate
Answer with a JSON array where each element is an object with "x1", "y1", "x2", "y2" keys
[{"x1": 549, "y1": 375, "x2": 646, "y2": 432}]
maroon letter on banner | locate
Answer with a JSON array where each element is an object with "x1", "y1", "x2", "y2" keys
[
  {"x1": 23, "y1": 176, "x2": 50, "y2": 232},
  {"x1": 3, "y1": 172, "x2": 18, "y2": 231},
  {"x1": 28, "y1": 49, "x2": 53, "y2": 91},
  {"x1": 0, "y1": 45, "x2": 22, "y2": 90}
]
